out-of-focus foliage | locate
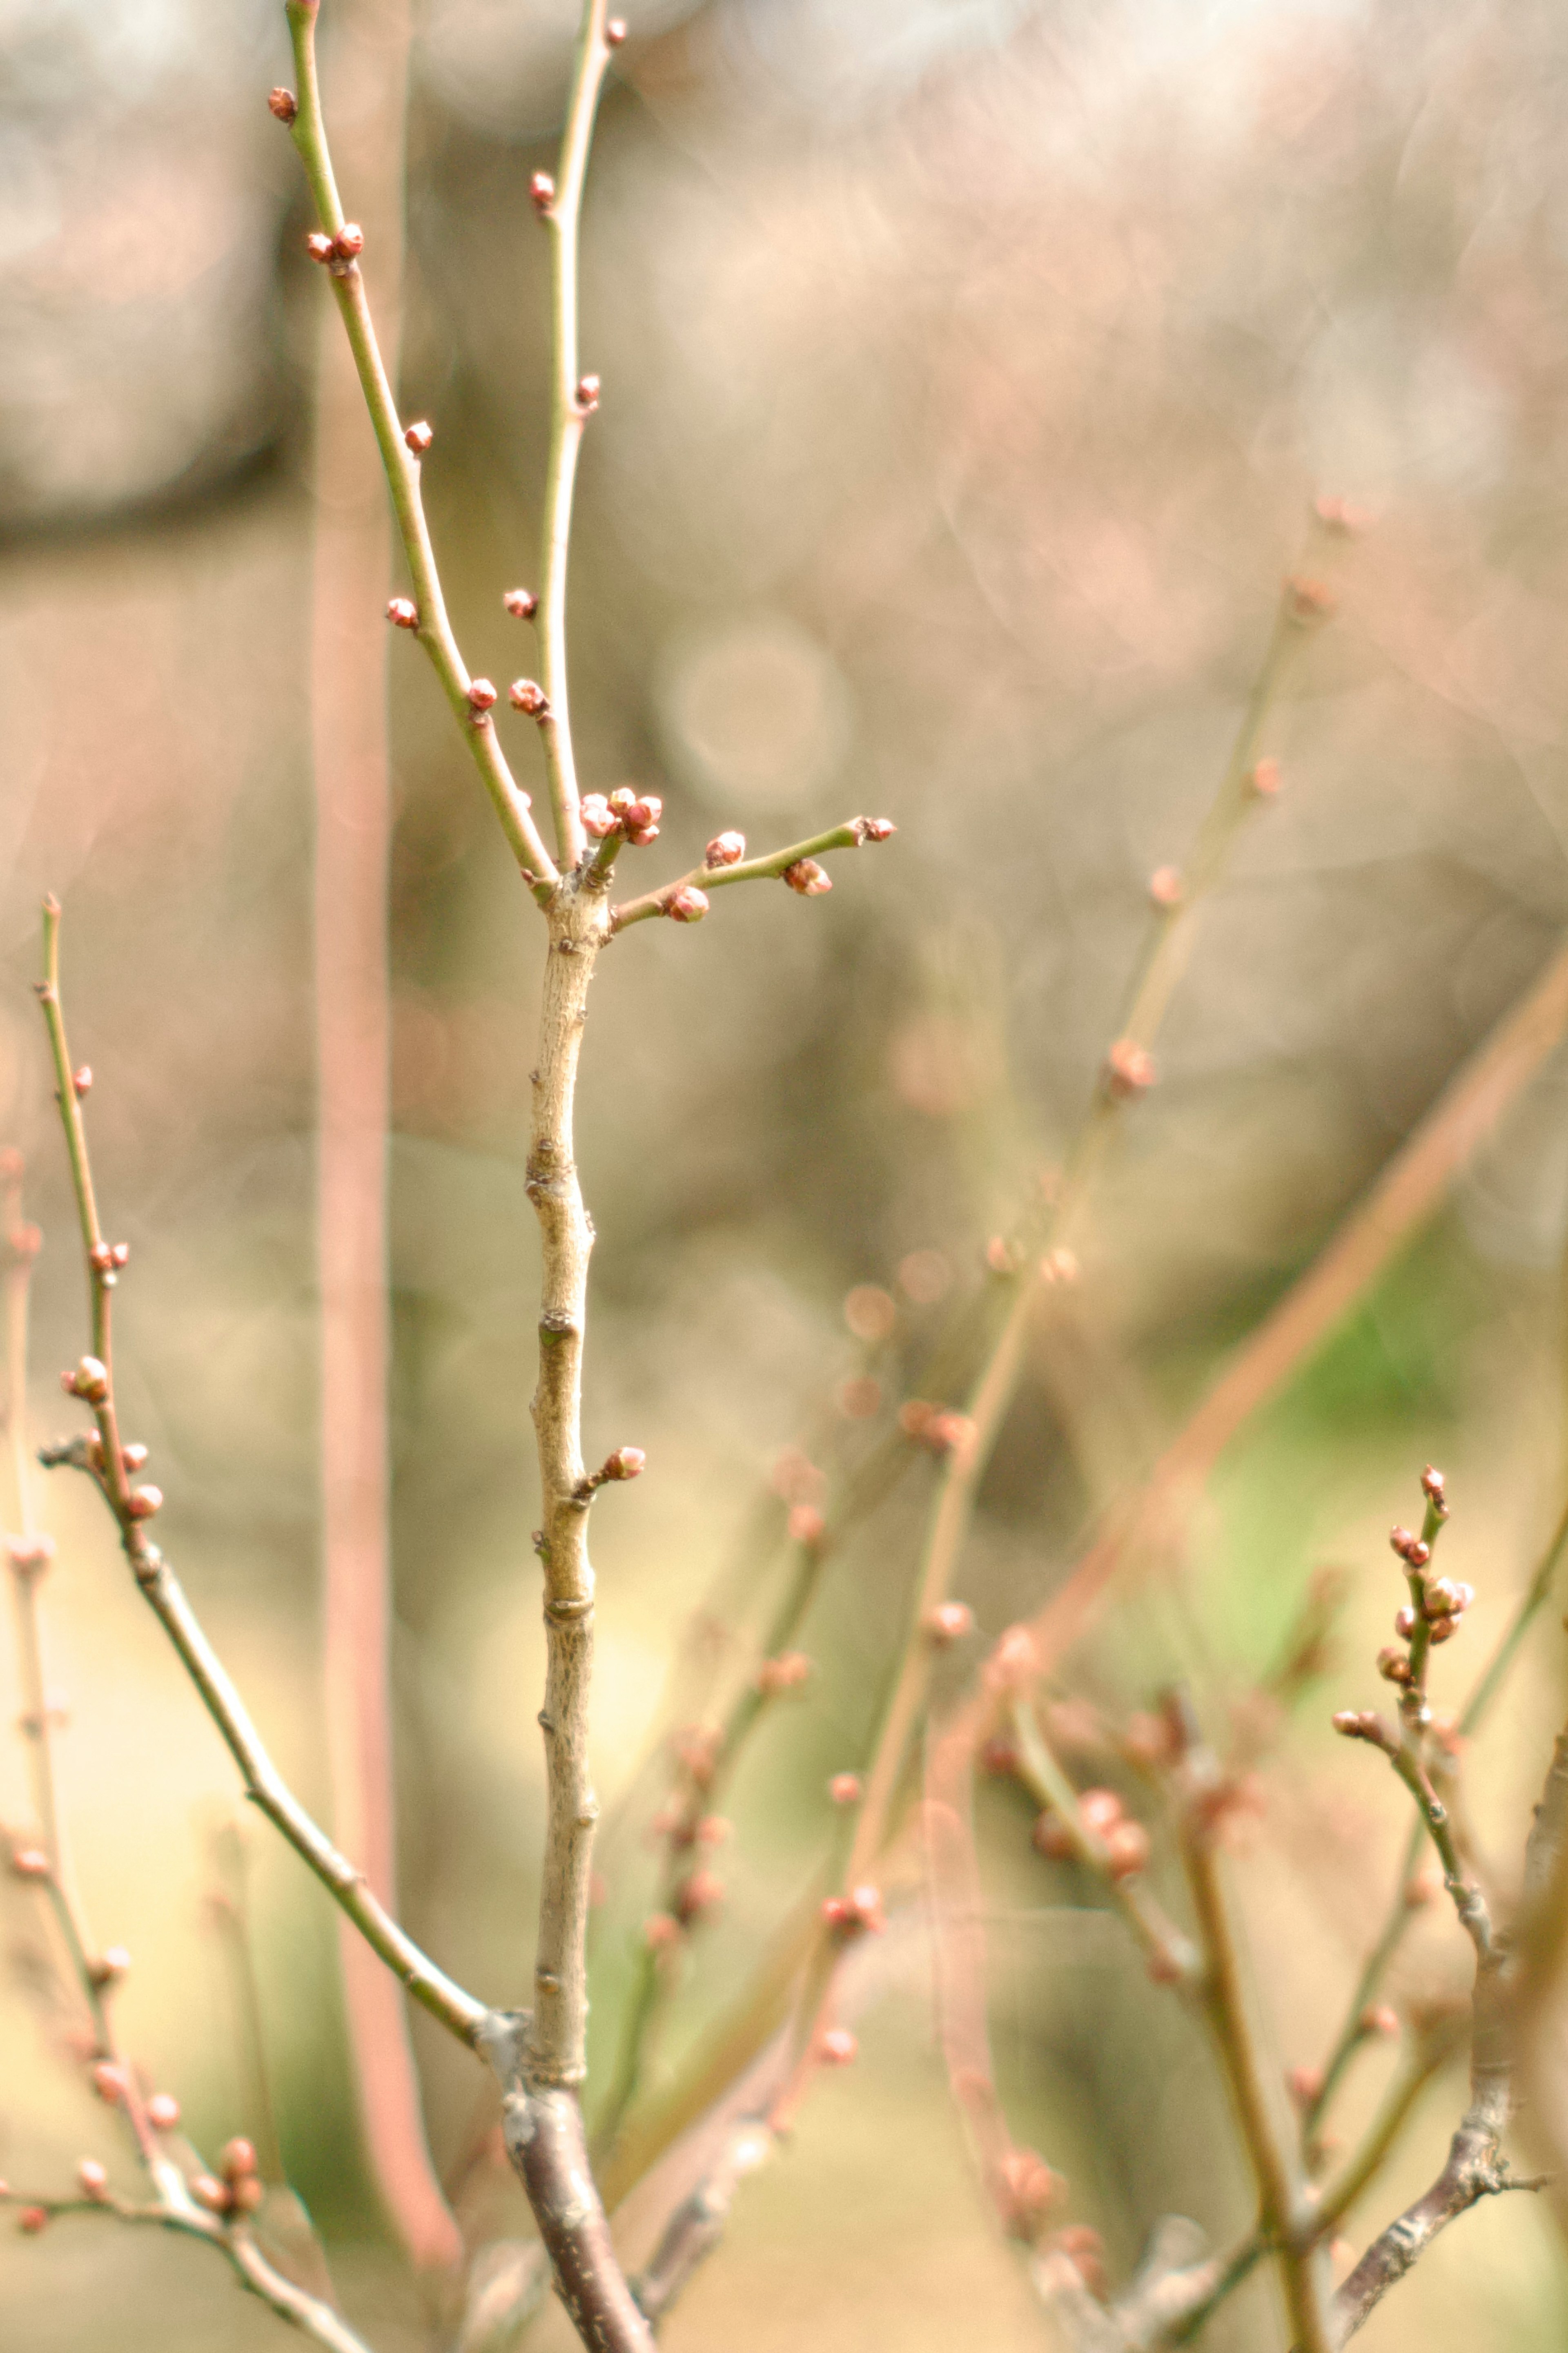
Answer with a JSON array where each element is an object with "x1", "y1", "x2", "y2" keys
[{"x1": 4, "y1": 1, "x2": 1568, "y2": 2347}]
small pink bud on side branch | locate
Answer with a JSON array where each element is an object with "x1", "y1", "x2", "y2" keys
[
  {"x1": 509, "y1": 679, "x2": 549, "y2": 718},
  {"x1": 530, "y1": 172, "x2": 555, "y2": 215},
  {"x1": 267, "y1": 87, "x2": 298, "y2": 124},
  {"x1": 147, "y1": 2092, "x2": 180, "y2": 2131},
  {"x1": 466, "y1": 678, "x2": 498, "y2": 715},
  {"x1": 854, "y1": 816, "x2": 895, "y2": 843},
  {"x1": 757, "y1": 1650, "x2": 811, "y2": 1697},
  {"x1": 599, "y1": 1446, "x2": 645, "y2": 1481},
  {"x1": 503, "y1": 587, "x2": 539, "y2": 620},
  {"x1": 387, "y1": 598, "x2": 419, "y2": 631},
  {"x1": 403, "y1": 420, "x2": 434, "y2": 454},
  {"x1": 820, "y1": 2027, "x2": 857, "y2": 2065},
  {"x1": 9, "y1": 1845, "x2": 50, "y2": 1881},
  {"x1": 925, "y1": 1601, "x2": 973, "y2": 1644},
  {"x1": 1247, "y1": 758, "x2": 1283, "y2": 798},
  {"x1": 72, "y1": 1066, "x2": 92, "y2": 1097},
  {"x1": 705, "y1": 831, "x2": 746, "y2": 869},
  {"x1": 829, "y1": 1772, "x2": 862, "y2": 1805},
  {"x1": 125, "y1": 1486, "x2": 163, "y2": 1521},
  {"x1": 1105, "y1": 1039, "x2": 1156, "y2": 1098},
  {"x1": 334, "y1": 223, "x2": 365, "y2": 260},
  {"x1": 1286, "y1": 575, "x2": 1337, "y2": 626},
  {"x1": 77, "y1": 2158, "x2": 109, "y2": 2200},
  {"x1": 305, "y1": 231, "x2": 336, "y2": 264},
  {"x1": 576, "y1": 374, "x2": 601, "y2": 413},
  {"x1": 63, "y1": 1356, "x2": 108, "y2": 1404},
  {"x1": 1148, "y1": 865, "x2": 1183, "y2": 908},
  {"x1": 665, "y1": 886, "x2": 709, "y2": 924},
  {"x1": 782, "y1": 859, "x2": 831, "y2": 897},
  {"x1": 606, "y1": 16, "x2": 628, "y2": 43}
]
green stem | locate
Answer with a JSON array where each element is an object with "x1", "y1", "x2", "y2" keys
[{"x1": 282, "y1": 2, "x2": 558, "y2": 892}]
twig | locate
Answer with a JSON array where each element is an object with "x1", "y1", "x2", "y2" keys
[
  {"x1": 0, "y1": 2189, "x2": 376, "y2": 2353},
  {"x1": 33, "y1": 900, "x2": 488, "y2": 2051},
  {"x1": 628, "y1": 2119, "x2": 770, "y2": 2329},
  {"x1": 280, "y1": 1, "x2": 558, "y2": 891},
  {"x1": 610, "y1": 819, "x2": 896, "y2": 931},
  {"x1": 1176, "y1": 1720, "x2": 1334, "y2": 2353}
]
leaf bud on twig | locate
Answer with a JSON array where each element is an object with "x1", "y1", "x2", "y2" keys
[
  {"x1": 1105, "y1": 1039, "x2": 1156, "y2": 1097},
  {"x1": 147, "y1": 2092, "x2": 180, "y2": 2130},
  {"x1": 705, "y1": 830, "x2": 746, "y2": 868},
  {"x1": 333, "y1": 223, "x2": 365, "y2": 260},
  {"x1": 267, "y1": 87, "x2": 298, "y2": 124},
  {"x1": 1394, "y1": 1604, "x2": 1417, "y2": 1638},
  {"x1": 386, "y1": 598, "x2": 419, "y2": 630},
  {"x1": 1287, "y1": 2063, "x2": 1325, "y2": 2110},
  {"x1": 503, "y1": 587, "x2": 539, "y2": 620},
  {"x1": 122, "y1": 1442, "x2": 149, "y2": 1471},
  {"x1": 575, "y1": 374, "x2": 601, "y2": 413},
  {"x1": 1360, "y1": 2003, "x2": 1400, "y2": 2038},
  {"x1": 1420, "y1": 1464, "x2": 1446, "y2": 1502},
  {"x1": 1428, "y1": 1615, "x2": 1458, "y2": 1644},
  {"x1": 403, "y1": 419, "x2": 434, "y2": 454},
  {"x1": 665, "y1": 885, "x2": 709, "y2": 923},
  {"x1": 854, "y1": 816, "x2": 895, "y2": 843},
  {"x1": 781, "y1": 858, "x2": 831, "y2": 897},
  {"x1": 1331, "y1": 1708, "x2": 1389, "y2": 1744},
  {"x1": 530, "y1": 172, "x2": 555, "y2": 215},
  {"x1": 1376, "y1": 1646, "x2": 1412, "y2": 1685},
  {"x1": 509, "y1": 678, "x2": 549, "y2": 717}
]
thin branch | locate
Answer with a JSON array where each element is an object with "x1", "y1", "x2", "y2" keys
[
  {"x1": 33, "y1": 901, "x2": 488, "y2": 2051},
  {"x1": 0, "y1": 2190, "x2": 376, "y2": 2353},
  {"x1": 609, "y1": 819, "x2": 896, "y2": 931},
  {"x1": 628, "y1": 2119, "x2": 770, "y2": 2330},
  {"x1": 280, "y1": 1, "x2": 559, "y2": 892},
  {"x1": 532, "y1": 0, "x2": 618, "y2": 865}
]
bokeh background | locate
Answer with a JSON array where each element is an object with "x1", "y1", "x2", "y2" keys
[{"x1": 6, "y1": 0, "x2": 1568, "y2": 2345}]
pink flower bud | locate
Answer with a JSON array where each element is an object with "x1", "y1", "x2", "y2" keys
[
  {"x1": 466, "y1": 678, "x2": 498, "y2": 713},
  {"x1": 787, "y1": 1503, "x2": 825, "y2": 1548},
  {"x1": 1104, "y1": 1820, "x2": 1151, "y2": 1881},
  {"x1": 983, "y1": 1624, "x2": 1039, "y2": 1697},
  {"x1": 1389, "y1": 1525, "x2": 1416, "y2": 1560},
  {"x1": 91, "y1": 2062, "x2": 125, "y2": 2104},
  {"x1": 705, "y1": 831, "x2": 746, "y2": 868},
  {"x1": 609, "y1": 788, "x2": 637, "y2": 814},
  {"x1": 220, "y1": 2139, "x2": 258, "y2": 2181},
  {"x1": 5, "y1": 1534, "x2": 55, "y2": 1578},
  {"x1": 580, "y1": 795, "x2": 617, "y2": 839},
  {"x1": 1405, "y1": 1540, "x2": 1430, "y2": 1570},
  {"x1": 1360, "y1": 2004, "x2": 1400, "y2": 2038},
  {"x1": 503, "y1": 587, "x2": 539, "y2": 620},
  {"x1": 1376, "y1": 1646, "x2": 1412, "y2": 1685},
  {"x1": 666, "y1": 886, "x2": 709, "y2": 923},
  {"x1": 820, "y1": 1894, "x2": 851, "y2": 1929},
  {"x1": 1148, "y1": 864, "x2": 1183, "y2": 908},
  {"x1": 673, "y1": 1868, "x2": 724, "y2": 1925},
  {"x1": 696, "y1": 1814, "x2": 731, "y2": 1847},
  {"x1": 1428, "y1": 1614, "x2": 1458, "y2": 1644},
  {"x1": 125, "y1": 1486, "x2": 163, "y2": 1520},
  {"x1": 782, "y1": 858, "x2": 831, "y2": 896},
  {"x1": 1032, "y1": 1812, "x2": 1074, "y2": 1860},
  {"x1": 576, "y1": 374, "x2": 601, "y2": 412},
  {"x1": 267, "y1": 87, "x2": 298, "y2": 125},
  {"x1": 837, "y1": 1375, "x2": 881, "y2": 1418},
  {"x1": 77, "y1": 2159, "x2": 109, "y2": 2200},
  {"x1": 10, "y1": 1846, "x2": 49, "y2": 1880},
  {"x1": 1039, "y1": 1245, "x2": 1078, "y2": 1285},
  {"x1": 229, "y1": 2175, "x2": 265, "y2": 2214},
  {"x1": 1404, "y1": 1867, "x2": 1439, "y2": 1908},
  {"x1": 606, "y1": 16, "x2": 628, "y2": 42},
  {"x1": 191, "y1": 2173, "x2": 231, "y2": 2214},
  {"x1": 925, "y1": 1601, "x2": 973, "y2": 1644},
  {"x1": 18, "y1": 2205, "x2": 49, "y2": 2234},
  {"x1": 829, "y1": 1772, "x2": 862, "y2": 1806},
  {"x1": 1314, "y1": 494, "x2": 1372, "y2": 535},
  {"x1": 386, "y1": 598, "x2": 419, "y2": 630},
  {"x1": 857, "y1": 816, "x2": 896, "y2": 843},
  {"x1": 757, "y1": 1650, "x2": 812, "y2": 1697},
  {"x1": 996, "y1": 2148, "x2": 1061, "y2": 2241},
  {"x1": 72, "y1": 1065, "x2": 92, "y2": 1096},
  {"x1": 1105, "y1": 1039, "x2": 1156, "y2": 1097},
  {"x1": 69, "y1": 1355, "x2": 109, "y2": 1404},
  {"x1": 1078, "y1": 1789, "x2": 1123, "y2": 1837},
  {"x1": 333, "y1": 223, "x2": 364, "y2": 260},
  {"x1": 89, "y1": 1946, "x2": 131, "y2": 1987},
  {"x1": 1247, "y1": 757, "x2": 1283, "y2": 798},
  {"x1": 1394, "y1": 1605, "x2": 1416, "y2": 1639},
  {"x1": 147, "y1": 2093, "x2": 180, "y2": 2131},
  {"x1": 1287, "y1": 2063, "x2": 1325, "y2": 2109},
  {"x1": 601, "y1": 1446, "x2": 645, "y2": 1480},
  {"x1": 305, "y1": 231, "x2": 335, "y2": 263},
  {"x1": 530, "y1": 172, "x2": 555, "y2": 214},
  {"x1": 403, "y1": 420, "x2": 434, "y2": 454},
  {"x1": 122, "y1": 1443, "x2": 149, "y2": 1471},
  {"x1": 110, "y1": 1242, "x2": 129, "y2": 1268},
  {"x1": 509, "y1": 678, "x2": 549, "y2": 717},
  {"x1": 820, "y1": 2027, "x2": 857, "y2": 2065},
  {"x1": 1286, "y1": 575, "x2": 1337, "y2": 625}
]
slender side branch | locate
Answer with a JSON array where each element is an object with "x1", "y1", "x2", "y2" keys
[
  {"x1": 280, "y1": 1, "x2": 558, "y2": 892},
  {"x1": 610, "y1": 819, "x2": 895, "y2": 931},
  {"x1": 34, "y1": 902, "x2": 487, "y2": 2050},
  {"x1": 0, "y1": 2191, "x2": 376, "y2": 2353}
]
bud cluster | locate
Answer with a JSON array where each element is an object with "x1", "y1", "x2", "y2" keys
[
  {"x1": 580, "y1": 787, "x2": 661, "y2": 845},
  {"x1": 821, "y1": 1881, "x2": 885, "y2": 1936},
  {"x1": 897, "y1": 1398, "x2": 976, "y2": 1459},
  {"x1": 1032, "y1": 1784, "x2": 1151, "y2": 1882},
  {"x1": 757, "y1": 1650, "x2": 811, "y2": 1697},
  {"x1": 305, "y1": 224, "x2": 364, "y2": 270},
  {"x1": 192, "y1": 2136, "x2": 264, "y2": 2220}
]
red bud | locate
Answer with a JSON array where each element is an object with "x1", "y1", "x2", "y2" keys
[
  {"x1": 504, "y1": 587, "x2": 539, "y2": 620},
  {"x1": 267, "y1": 87, "x2": 298, "y2": 124},
  {"x1": 403, "y1": 420, "x2": 434, "y2": 454},
  {"x1": 386, "y1": 598, "x2": 419, "y2": 630}
]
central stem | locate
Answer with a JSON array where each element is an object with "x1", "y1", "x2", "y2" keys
[{"x1": 525, "y1": 872, "x2": 611, "y2": 2088}]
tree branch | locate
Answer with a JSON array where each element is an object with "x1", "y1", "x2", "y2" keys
[
  {"x1": 34, "y1": 901, "x2": 488, "y2": 2052},
  {"x1": 279, "y1": 0, "x2": 558, "y2": 892},
  {"x1": 609, "y1": 818, "x2": 895, "y2": 931}
]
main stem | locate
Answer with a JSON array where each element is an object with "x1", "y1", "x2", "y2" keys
[{"x1": 524, "y1": 874, "x2": 612, "y2": 2088}]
